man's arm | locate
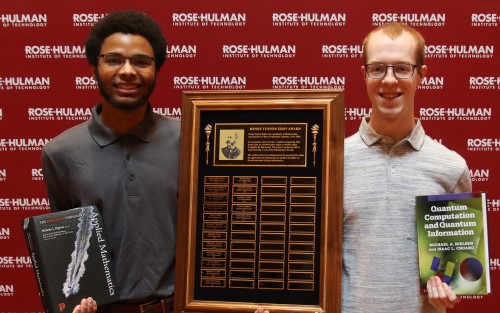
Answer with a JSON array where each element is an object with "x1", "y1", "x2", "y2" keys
[
  {"x1": 41, "y1": 149, "x2": 74, "y2": 211},
  {"x1": 453, "y1": 165, "x2": 472, "y2": 193}
]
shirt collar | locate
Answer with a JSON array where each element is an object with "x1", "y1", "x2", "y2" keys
[
  {"x1": 88, "y1": 104, "x2": 156, "y2": 147},
  {"x1": 359, "y1": 116, "x2": 425, "y2": 150}
]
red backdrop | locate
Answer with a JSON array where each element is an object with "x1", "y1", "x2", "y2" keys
[{"x1": 1, "y1": 0, "x2": 498, "y2": 311}]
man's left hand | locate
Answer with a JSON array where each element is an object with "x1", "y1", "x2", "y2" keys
[{"x1": 427, "y1": 276, "x2": 461, "y2": 309}]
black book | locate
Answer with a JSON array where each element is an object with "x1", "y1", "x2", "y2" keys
[{"x1": 22, "y1": 206, "x2": 120, "y2": 313}]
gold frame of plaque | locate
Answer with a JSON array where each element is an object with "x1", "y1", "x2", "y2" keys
[{"x1": 175, "y1": 89, "x2": 344, "y2": 313}]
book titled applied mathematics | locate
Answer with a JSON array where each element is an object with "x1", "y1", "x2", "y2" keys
[
  {"x1": 22, "y1": 206, "x2": 119, "y2": 313},
  {"x1": 416, "y1": 192, "x2": 491, "y2": 295}
]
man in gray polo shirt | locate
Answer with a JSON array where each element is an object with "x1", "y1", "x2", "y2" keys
[
  {"x1": 42, "y1": 11, "x2": 178, "y2": 313},
  {"x1": 255, "y1": 22, "x2": 471, "y2": 313},
  {"x1": 342, "y1": 22, "x2": 471, "y2": 312}
]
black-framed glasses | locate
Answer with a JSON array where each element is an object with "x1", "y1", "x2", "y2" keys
[
  {"x1": 99, "y1": 53, "x2": 155, "y2": 69},
  {"x1": 365, "y1": 64, "x2": 418, "y2": 79}
]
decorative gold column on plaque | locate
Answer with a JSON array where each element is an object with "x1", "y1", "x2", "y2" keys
[
  {"x1": 311, "y1": 124, "x2": 319, "y2": 166},
  {"x1": 205, "y1": 124, "x2": 212, "y2": 164}
]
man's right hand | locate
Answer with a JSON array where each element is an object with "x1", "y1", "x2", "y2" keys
[{"x1": 72, "y1": 297, "x2": 97, "y2": 313}]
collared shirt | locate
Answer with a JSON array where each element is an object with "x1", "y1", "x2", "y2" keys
[
  {"x1": 42, "y1": 104, "x2": 180, "y2": 303},
  {"x1": 342, "y1": 117, "x2": 471, "y2": 313}
]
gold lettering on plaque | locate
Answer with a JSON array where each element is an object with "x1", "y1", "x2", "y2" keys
[
  {"x1": 203, "y1": 203, "x2": 228, "y2": 212},
  {"x1": 201, "y1": 278, "x2": 225, "y2": 288},
  {"x1": 231, "y1": 213, "x2": 257, "y2": 222},
  {"x1": 202, "y1": 250, "x2": 227, "y2": 259},
  {"x1": 203, "y1": 231, "x2": 227, "y2": 240},
  {"x1": 199, "y1": 172, "x2": 320, "y2": 294},
  {"x1": 203, "y1": 213, "x2": 228, "y2": 222},
  {"x1": 232, "y1": 195, "x2": 257, "y2": 203},
  {"x1": 202, "y1": 260, "x2": 226, "y2": 268},
  {"x1": 203, "y1": 222, "x2": 228, "y2": 231},
  {"x1": 203, "y1": 241, "x2": 227, "y2": 250},
  {"x1": 233, "y1": 176, "x2": 258, "y2": 184},
  {"x1": 204, "y1": 194, "x2": 229, "y2": 202},
  {"x1": 201, "y1": 269, "x2": 226, "y2": 278},
  {"x1": 205, "y1": 185, "x2": 230, "y2": 193},
  {"x1": 204, "y1": 176, "x2": 230, "y2": 184},
  {"x1": 232, "y1": 185, "x2": 258, "y2": 194},
  {"x1": 232, "y1": 204, "x2": 257, "y2": 212}
]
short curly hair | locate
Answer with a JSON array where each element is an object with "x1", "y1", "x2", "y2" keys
[{"x1": 85, "y1": 10, "x2": 167, "y2": 70}]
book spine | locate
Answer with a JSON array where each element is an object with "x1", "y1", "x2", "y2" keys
[
  {"x1": 90, "y1": 206, "x2": 118, "y2": 297},
  {"x1": 481, "y1": 192, "x2": 491, "y2": 293},
  {"x1": 23, "y1": 218, "x2": 52, "y2": 313}
]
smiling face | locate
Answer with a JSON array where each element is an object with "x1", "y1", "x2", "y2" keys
[
  {"x1": 93, "y1": 33, "x2": 157, "y2": 111},
  {"x1": 361, "y1": 30, "x2": 427, "y2": 123}
]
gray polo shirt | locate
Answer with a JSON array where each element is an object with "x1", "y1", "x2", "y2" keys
[
  {"x1": 342, "y1": 117, "x2": 472, "y2": 313},
  {"x1": 42, "y1": 104, "x2": 180, "y2": 303}
]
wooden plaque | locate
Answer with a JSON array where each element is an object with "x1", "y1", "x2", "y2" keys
[{"x1": 174, "y1": 89, "x2": 344, "y2": 313}]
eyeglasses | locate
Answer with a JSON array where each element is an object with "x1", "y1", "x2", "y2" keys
[
  {"x1": 99, "y1": 53, "x2": 155, "y2": 69},
  {"x1": 365, "y1": 64, "x2": 418, "y2": 79}
]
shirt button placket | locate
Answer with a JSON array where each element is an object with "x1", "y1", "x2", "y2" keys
[{"x1": 125, "y1": 147, "x2": 138, "y2": 197}]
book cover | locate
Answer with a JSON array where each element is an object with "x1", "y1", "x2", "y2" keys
[
  {"x1": 22, "y1": 206, "x2": 120, "y2": 313},
  {"x1": 416, "y1": 192, "x2": 491, "y2": 295}
]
